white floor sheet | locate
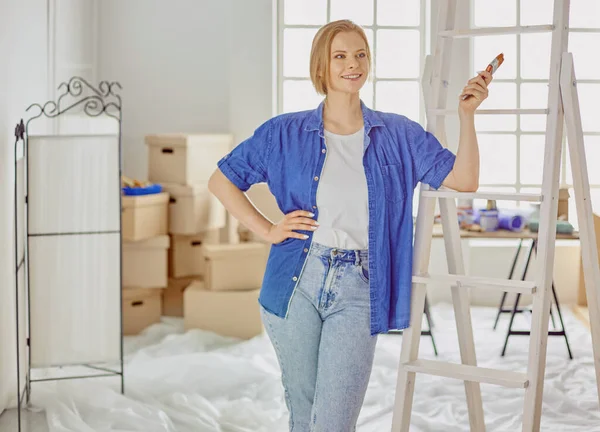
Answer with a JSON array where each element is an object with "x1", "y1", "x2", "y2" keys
[{"x1": 26, "y1": 304, "x2": 600, "y2": 431}]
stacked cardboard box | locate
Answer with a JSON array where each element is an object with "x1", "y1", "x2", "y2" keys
[
  {"x1": 578, "y1": 212, "x2": 600, "y2": 306},
  {"x1": 183, "y1": 243, "x2": 269, "y2": 339},
  {"x1": 121, "y1": 192, "x2": 169, "y2": 335},
  {"x1": 122, "y1": 133, "x2": 276, "y2": 339},
  {"x1": 238, "y1": 183, "x2": 284, "y2": 243},
  {"x1": 145, "y1": 133, "x2": 231, "y2": 320}
]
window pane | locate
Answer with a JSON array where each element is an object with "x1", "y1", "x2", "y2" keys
[
  {"x1": 376, "y1": 30, "x2": 420, "y2": 78},
  {"x1": 331, "y1": 0, "x2": 374, "y2": 26},
  {"x1": 478, "y1": 134, "x2": 517, "y2": 184},
  {"x1": 520, "y1": 33, "x2": 551, "y2": 80},
  {"x1": 565, "y1": 136, "x2": 600, "y2": 185},
  {"x1": 520, "y1": 115, "x2": 546, "y2": 132},
  {"x1": 283, "y1": 80, "x2": 324, "y2": 113},
  {"x1": 377, "y1": 0, "x2": 420, "y2": 26},
  {"x1": 364, "y1": 28, "x2": 374, "y2": 63},
  {"x1": 375, "y1": 81, "x2": 420, "y2": 121},
  {"x1": 520, "y1": 135, "x2": 545, "y2": 185},
  {"x1": 361, "y1": 80, "x2": 374, "y2": 108},
  {"x1": 283, "y1": 28, "x2": 318, "y2": 77},
  {"x1": 520, "y1": 1, "x2": 553, "y2": 26},
  {"x1": 474, "y1": 0, "x2": 516, "y2": 27},
  {"x1": 475, "y1": 115, "x2": 517, "y2": 132},
  {"x1": 570, "y1": 0, "x2": 600, "y2": 28},
  {"x1": 473, "y1": 35, "x2": 516, "y2": 79},
  {"x1": 520, "y1": 83, "x2": 548, "y2": 109},
  {"x1": 284, "y1": 0, "x2": 327, "y2": 25},
  {"x1": 569, "y1": 33, "x2": 600, "y2": 80},
  {"x1": 577, "y1": 84, "x2": 600, "y2": 132},
  {"x1": 483, "y1": 82, "x2": 516, "y2": 109}
]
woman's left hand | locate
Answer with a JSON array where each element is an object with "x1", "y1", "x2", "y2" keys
[{"x1": 458, "y1": 70, "x2": 493, "y2": 114}]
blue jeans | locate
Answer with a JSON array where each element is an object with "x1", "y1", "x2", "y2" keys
[{"x1": 260, "y1": 242, "x2": 378, "y2": 432}]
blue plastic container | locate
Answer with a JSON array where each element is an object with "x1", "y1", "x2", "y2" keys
[{"x1": 122, "y1": 184, "x2": 162, "y2": 196}]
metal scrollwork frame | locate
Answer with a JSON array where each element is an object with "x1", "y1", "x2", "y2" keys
[{"x1": 14, "y1": 76, "x2": 124, "y2": 432}]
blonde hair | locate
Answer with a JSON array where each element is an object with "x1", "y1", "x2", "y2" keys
[{"x1": 309, "y1": 20, "x2": 371, "y2": 96}]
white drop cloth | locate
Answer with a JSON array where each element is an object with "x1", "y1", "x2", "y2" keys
[{"x1": 26, "y1": 304, "x2": 600, "y2": 431}]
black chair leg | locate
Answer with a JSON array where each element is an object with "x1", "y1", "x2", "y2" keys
[
  {"x1": 424, "y1": 296, "x2": 438, "y2": 356},
  {"x1": 494, "y1": 239, "x2": 523, "y2": 330},
  {"x1": 502, "y1": 239, "x2": 535, "y2": 356},
  {"x1": 493, "y1": 291, "x2": 508, "y2": 330},
  {"x1": 552, "y1": 282, "x2": 574, "y2": 359},
  {"x1": 502, "y1": 293, "x2": 521, "y2": 356}
]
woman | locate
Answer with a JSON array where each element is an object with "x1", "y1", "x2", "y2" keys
[{"x1": 208, "y1": 19, "x2": 490, "y2": 432}]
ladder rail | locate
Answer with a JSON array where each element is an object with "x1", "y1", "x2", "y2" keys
[
  {"x1": 392, "y1": 1, "x2": 600, "y2": 431},
  {"x1": 522, "y1": 2, "x2": 570, "y2": 430},
  {"x1": 392, "y1": 0, "x2": 488, "y2": 430},
  {"x1": 560, "y1": 52, "x2": 600, "y2": 406},
  {"x1": 439, "y1": 196, "x2": 485, "y2": 431}
]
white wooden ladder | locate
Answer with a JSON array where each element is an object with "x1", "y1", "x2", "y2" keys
[{"x1": 391, "y1": 1, "x2": 600, "y2": 431}]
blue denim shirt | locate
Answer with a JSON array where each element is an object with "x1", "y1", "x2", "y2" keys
[{"x1": 217, "y1": 101, "x2": 455, "y2": 335}]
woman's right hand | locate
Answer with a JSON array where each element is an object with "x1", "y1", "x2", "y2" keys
[{"x1": 265, "y1": 210, "x2": 319, "y2": 244}]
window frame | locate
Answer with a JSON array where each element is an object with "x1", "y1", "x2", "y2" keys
[
  {"x1": 469, "y1": 0, "x2": 600, "y2": 219},
  {"x1": 276, "y1": 0, "x2": 432, "y2": 124}
]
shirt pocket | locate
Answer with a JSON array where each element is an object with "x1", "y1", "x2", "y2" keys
[{"x1": 382, "y1": 163, "x2": 408, "y2": 203}]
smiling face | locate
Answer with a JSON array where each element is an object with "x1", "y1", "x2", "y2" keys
[{"x1": 327, "y1": 31, "x2": 369, "y2": 95}]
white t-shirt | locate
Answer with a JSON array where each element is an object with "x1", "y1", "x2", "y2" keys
[{"x1": 312, "y1": 127, "x2": 369, "y2": 250}]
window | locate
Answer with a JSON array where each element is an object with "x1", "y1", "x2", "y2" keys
[
  {"x1": 277, "y1": 0, "x2": 431, "y2": 125},
  {"x1": 472, "y1": 0, "x2": 600, "y2": 226}
]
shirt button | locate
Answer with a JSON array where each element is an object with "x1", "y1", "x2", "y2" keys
[
  {"x1": 304, "y1": 248, "x2": 308, "y2": 253},
  {"x1": 312, "y1": 205, "x2": 317, "y2": 209},
  {"x1": 322, "y1": 149, "x2": 326, "y2": 153},
  {"x1": 314, "y1": 176, "x2": 319, "y2": 181},
  {"x1": 292, "y1": 276, "x2": 298, "y2": 281}
]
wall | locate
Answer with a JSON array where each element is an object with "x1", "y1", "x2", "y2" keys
[
  {"x1": 96, "y1": 0, "x2": 275, "y2": 240},
  {"x1": 0, "y1": 0, "x2": 99, "y2": 413},
  {"x1": 0, "y1": 0, "x2": 49, "y2": 414},
  {"x1": 97, "y1": 0, "x2": 232, "y2": 180}
]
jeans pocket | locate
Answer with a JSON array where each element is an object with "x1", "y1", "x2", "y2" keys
[{"x1": 357, "y1": 261, "x2": 369, "y2": 284}]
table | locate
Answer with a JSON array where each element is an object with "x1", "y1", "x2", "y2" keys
[{"x1": 432, "y1": 224, "x2": 579, "y2": 358}]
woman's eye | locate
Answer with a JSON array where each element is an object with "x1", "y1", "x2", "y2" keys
[
  {"x1": 358, "y1": 52, "x2": 366, "y2": 58},
  {"x1": 334, "y1": 54, "x2": 344, "y2": 59}
]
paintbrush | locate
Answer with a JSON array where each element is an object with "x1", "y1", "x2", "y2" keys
[{"x1": 461, "y1": 52, "x2": 504, "y2": 100}]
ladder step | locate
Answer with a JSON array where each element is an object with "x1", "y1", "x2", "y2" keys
[
  {"x1": 422, "y1": 191, "x2": 542, "y2": 202},
  {"x1": 402, "y1": 359, "x2": 529, "y2": 388},
  {"x1": 413, "y1": 274, "x2": 536, "y2": 294},
  {"x1": 428, "y1": 108, "x2": 548, "y2": 115},
  {"x1": 439, "y1": 25, "x2": 554, "y2": 38}
]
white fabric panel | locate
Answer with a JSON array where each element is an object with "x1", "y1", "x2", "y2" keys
[
  {"x1": 16, "y1": 158, "x2": 24, "y2": 264},
  {"x1": 29, "y1": 233, "x2": 121, "y2": 367},
  {"x1": 27, "y1": 134, "x2": 120, "y2": 234},
  {"x1": 16, "y1": 265, "x2": 27, "y2": 395}
]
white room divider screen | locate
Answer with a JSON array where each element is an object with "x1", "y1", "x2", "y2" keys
[{"x1": 13, "y1": 77, "x2": 124, "y2": 432}]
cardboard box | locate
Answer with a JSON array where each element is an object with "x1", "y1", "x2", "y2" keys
[
  {"x1": 146, "y1": 134, "x2": 232, "y2": 185},
  {"x1": 162, "y1": 276, "x2": 200, "y2": 317},
  {"x1": 161, "y1": 183, "x2": 226, "y2": 235},
  {"x1": 239, "y1": 183, "x2": 284, "y2": 243},
  {"x1": 123, "y1": 287, "x2": 162, "y2": 335},
  {"x1": 578, "y1": 212, "x2": 600, "y2": 306},
  {"x1": 123, "y1": 235, "x2": 170, "y2": 288},
  {"x1": 122, "y1": 193, "x2": 168, "y2": 241},
  {"x1": 170, "y1": 230, "x2": 220, "y2": 278},
  {"x1": 558, "y1": 188, "x2": 570, "y2": 220},
  {"x1": 202, "y1": 242, "x2": 269, "y2": 291},
  {"x1": 183, "y1": 281, "x2": 263, "y2": 339}
]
